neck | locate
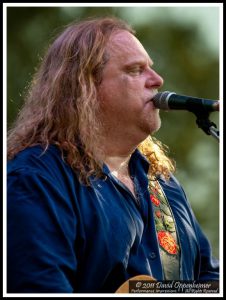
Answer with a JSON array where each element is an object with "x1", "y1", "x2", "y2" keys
[
  {"x1": 105, "y1": 154, "x2": 132, "y2": 176},
  {"x1": 99, "y1": 123, "x2": 148, "y2": 157},
  {"x1": 105, "y1": 153, "x2": 137, "y2": 198}
]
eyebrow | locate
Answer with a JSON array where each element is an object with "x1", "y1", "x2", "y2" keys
[{"x1": 123, "y1": 59, "x2": 153, "y2": 69}]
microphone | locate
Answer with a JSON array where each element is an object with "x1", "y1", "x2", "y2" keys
[{"x1": 153, "y1": 91, "x2": 219, "y2": 113}]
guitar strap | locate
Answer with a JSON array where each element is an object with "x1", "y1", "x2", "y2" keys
[{"x1": 148, "y1": 177, "x2": 181, "y2": 280}]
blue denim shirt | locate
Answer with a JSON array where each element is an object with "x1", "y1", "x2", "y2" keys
[{"x1": 7, "y1": 145, "x2": 219, "y2": 293}]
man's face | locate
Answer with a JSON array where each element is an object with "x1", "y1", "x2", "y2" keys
[{"x1": 97, "y1": 30, "x2": 164, "y2": 141}]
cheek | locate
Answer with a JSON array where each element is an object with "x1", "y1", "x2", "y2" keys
[
  {"x1": 98, "y1": 81, "x2": 123, "y2": 108},
  {"x1": 98, "y1": 90, "x2": 116, "y2": 111},
  {"x1": 98, "y1": 75, "x2": 144, "y2": 115}
]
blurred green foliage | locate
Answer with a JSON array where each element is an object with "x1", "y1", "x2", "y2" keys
[{"x1": 7, "y1": 6, "x2": 220, "y2": 258}]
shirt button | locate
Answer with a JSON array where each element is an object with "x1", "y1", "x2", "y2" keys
[{"x1": 150, "y1": 252, "x2": 156, "y2": 259}]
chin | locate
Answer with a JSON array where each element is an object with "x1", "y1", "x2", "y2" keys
[
  {"x1": 146, "y1": 112, "x2": 161, "y2": 131},
  {"x1": 149, "y1": 120, "x2": 161, "y2": 135},
  {"x1": 138, "y1": 115, "x2": 161, "y2": 136}
]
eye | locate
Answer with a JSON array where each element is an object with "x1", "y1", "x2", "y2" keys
[{"x1": 128, "y1": 66, "x2": 143, "y2": 75}]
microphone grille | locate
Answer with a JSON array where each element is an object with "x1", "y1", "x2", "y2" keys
[{"x1": 153, "y1": 91, "x2": 173, "y2": 110}]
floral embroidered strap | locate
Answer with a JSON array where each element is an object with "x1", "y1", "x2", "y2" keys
[{"x1": 148, "y1": 178, "x2": 181, "y2": 280}]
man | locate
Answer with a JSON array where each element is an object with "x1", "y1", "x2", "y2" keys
[{"x1": 7, "y1": 17, "x2": 219, "y2": 293}]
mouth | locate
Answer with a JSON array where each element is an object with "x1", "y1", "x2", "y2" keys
[
  {"x1": 145, "y1": 99, "x2": 157, "y2": 111},
  {"x1": 146, "y1": 91, "x2": 159, "y2": 104}
]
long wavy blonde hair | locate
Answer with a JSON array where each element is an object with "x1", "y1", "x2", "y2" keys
[{"x1": 7, "y1": 17, "x2": 175, "y2": 184}]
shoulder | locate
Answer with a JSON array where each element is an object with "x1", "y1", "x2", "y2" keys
[
  {"x1": 7, "y1": 145, "x2": 75, "y2": 182},
  {"x1": 158, "y1": 173, "x2": 188, "y2": 204},
  {"x1": 7, "y1": 145, "x2": 81, "y2": 212},
  {"x1": 158, "y1": 173, "x2": 184, "y2": 191},
  {"x1": 8, "y1": 145, "x2": 63, "y2": 170}
]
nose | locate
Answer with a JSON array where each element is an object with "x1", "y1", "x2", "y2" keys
[{"x1": 145, "y1": 68, "x2": 164, "y2": 89}]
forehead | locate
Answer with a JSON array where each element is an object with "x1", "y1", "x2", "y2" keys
[{"x1": 107, "y1": 30, "x2": 152, "y2": 65}]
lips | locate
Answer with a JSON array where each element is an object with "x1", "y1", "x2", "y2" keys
[
  {"x1": 146, "y1": 95, "x2": 157, "y2": 105},
  {"x1": 145, "y1": 97, "x2": 159, "y2": 110},
  {"x1": 146, "y1": 90, "x2": 159, "y2": 104},
  {"x1": 145, "y1": 99, "x2": 157, "y2": 110}
]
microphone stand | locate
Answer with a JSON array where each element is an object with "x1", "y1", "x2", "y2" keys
[{"x1": 192, "y1": 110, "x2": 219, "y2": 142}]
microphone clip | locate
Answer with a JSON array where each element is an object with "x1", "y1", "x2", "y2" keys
[{"x1": 193, "y1": 110, "x2": 219, "y2": 142}]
